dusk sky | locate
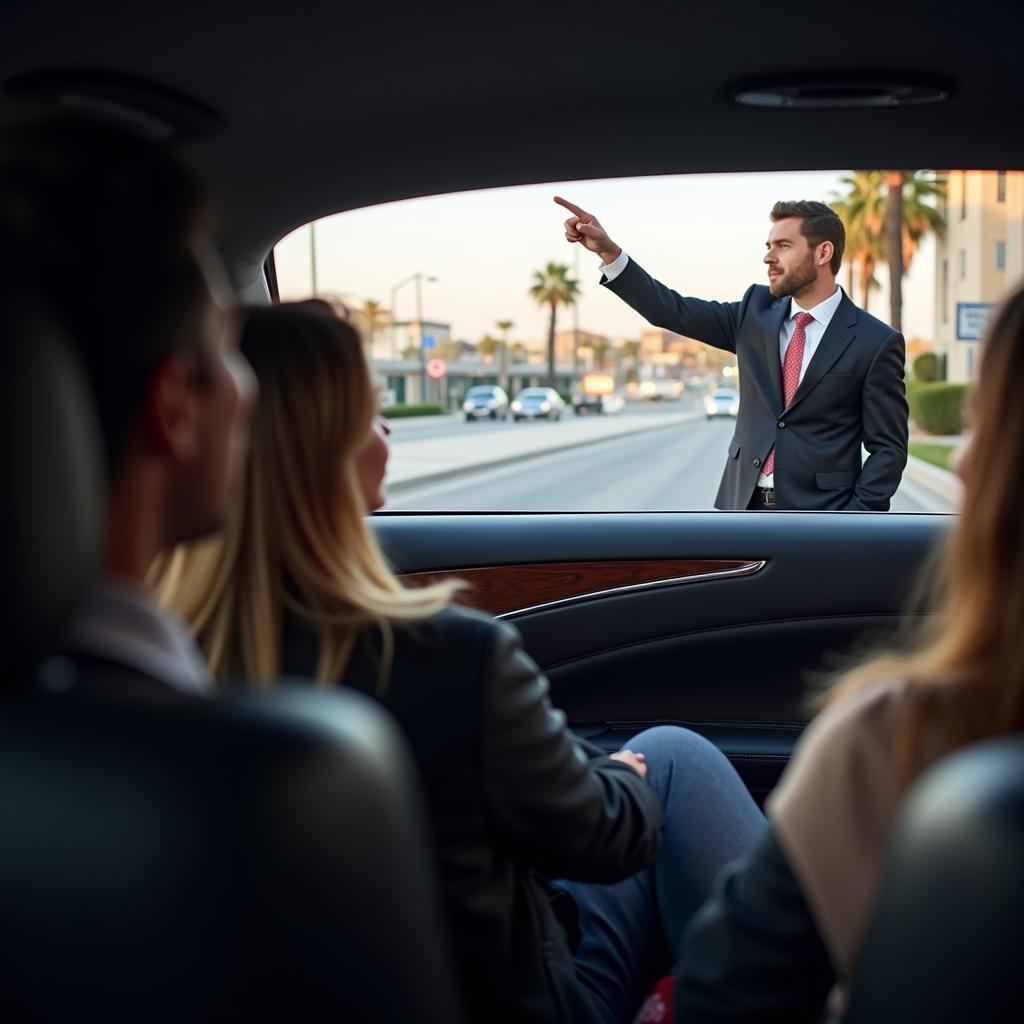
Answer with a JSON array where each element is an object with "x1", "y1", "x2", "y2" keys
[{"x1": 275, "y1": 172, "x2": 935, "y2": 347}]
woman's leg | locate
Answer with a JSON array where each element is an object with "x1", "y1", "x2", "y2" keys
[{"x1": 557, "y1": 726, "x2": 766, "y2": 1024}]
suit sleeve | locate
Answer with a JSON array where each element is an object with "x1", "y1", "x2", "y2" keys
[
  {"x1": 847, "y1": 331, "x2": 909, "y2": 511},
  {"x1": 479, "y1": 619, "x2": 663, "y2": 882},
  {"x1": 671, "y1": 827, "x2": 836, "y2": 1023},
  {"x1": 602, "y1": 257, "x2": 744, "y2": 354}
]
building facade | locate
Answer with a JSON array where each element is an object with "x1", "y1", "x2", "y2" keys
[{"x1": 933, "y1": 171, "x2": 1024, "y2": 382}]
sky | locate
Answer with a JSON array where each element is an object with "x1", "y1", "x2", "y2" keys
[{"x1": 274, "y1": 172, "x2": 935, "y2": 347}]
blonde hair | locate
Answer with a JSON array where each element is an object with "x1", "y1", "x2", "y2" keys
[
  {"x1": 152, "y1": 301, "x2": 460, "y2": 686},
  {"x1": 820, "y1": 282, "x2": 1024, "y2": 770}
]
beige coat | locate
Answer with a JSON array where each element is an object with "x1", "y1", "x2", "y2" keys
[{"x1": 767, "y1": 677, "x2": 954, "y2": 978}]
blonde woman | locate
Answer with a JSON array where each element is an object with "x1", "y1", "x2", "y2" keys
[
  {"x1": 633, "y1": 282, "x2": 1024, "y2": 1023},
  {"x1": 155, "y1": 301, "x2": 764, "y2": 1024}
]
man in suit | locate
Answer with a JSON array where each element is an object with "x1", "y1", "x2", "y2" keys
[{"x1": 555, "y1": 196, "x2": 908, "y2": 511}]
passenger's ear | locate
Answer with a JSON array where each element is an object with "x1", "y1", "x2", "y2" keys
[{"x1": 144, "y1": 352, "x2": 203, "y2": 464}]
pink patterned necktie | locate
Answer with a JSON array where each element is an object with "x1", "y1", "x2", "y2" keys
[{"x1": 762, "y1": 311, "x2": 814, "y2": 477}]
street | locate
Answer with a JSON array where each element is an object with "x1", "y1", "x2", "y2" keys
[{"x1": 384, "y1": 400, "x2": 953, "y2": 513}]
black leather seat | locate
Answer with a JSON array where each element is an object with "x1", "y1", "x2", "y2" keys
[
  {"x1": 846, "y1": 736, "x2": 1024, "y2": 1023},
  {"x1": 0, "y1": 290, "x2": 462, "y2": 1021}
]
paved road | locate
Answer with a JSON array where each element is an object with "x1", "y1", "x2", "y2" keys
[
  {"x1": 386, "y1": 400, "x2": 681, "y2": 442},
  {"x1": 386, "y1": 410, "x2": 952, "y2": 513}
]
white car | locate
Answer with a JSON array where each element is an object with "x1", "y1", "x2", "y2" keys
[
  {"x1": 705, "y1": 388, "x2": 740, "y2": 419},
  {"x1": 511, "y1": 387, "x2": 565, "y2": 421}
]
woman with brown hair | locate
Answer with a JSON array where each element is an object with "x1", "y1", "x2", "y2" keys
[
  {"x1": 154, "y1": 300, "x2": 765, "y2": 1024},
  {"x1": 634, "y1": 281, "x2": 1024, "y2": 1023}
]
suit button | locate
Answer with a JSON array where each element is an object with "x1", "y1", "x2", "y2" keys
[
  {"x1": 778, "y1": 420, "x2": 786, "y2": 429},
  {"x1": 753, "y1": 458, "x2": 762, "y2": 468}
]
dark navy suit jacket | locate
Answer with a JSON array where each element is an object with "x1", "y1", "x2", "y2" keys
[{"x1": 604, "y1": 259, "x2": 909, "y2": 510}]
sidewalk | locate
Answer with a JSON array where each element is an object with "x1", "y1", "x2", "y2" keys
[
  {"x1": 903, "y1": 432, "x2": 966, "y2": 508},
  {"x1": 387, "y1": 410, "x2": 702, "y2": 493}
]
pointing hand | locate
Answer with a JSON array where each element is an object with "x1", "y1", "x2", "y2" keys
[{"x1": 554, "y1": 196, "x2": 622, "y2": 265}]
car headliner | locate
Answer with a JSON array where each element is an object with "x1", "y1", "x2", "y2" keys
[{"x1": 1, "y1": 0, "x2": 1021, "y2": 287}]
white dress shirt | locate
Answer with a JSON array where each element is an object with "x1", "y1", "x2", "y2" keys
[
  {"x1": 62, "y1": 574, "x2": 214, "y2": 696},
  {"x1": 600, "y1": 252, "x2": 844, "y2": 488}
]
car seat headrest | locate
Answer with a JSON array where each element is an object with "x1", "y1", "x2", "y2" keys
[{"x1": 0, "y1": 289, "x2": 104, "y2": 676}]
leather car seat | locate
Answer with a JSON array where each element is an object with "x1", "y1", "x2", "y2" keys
[
  {"x1": 846, "y1": 736, "x2": 1024, "y2": 1023},
  {"x1": 0, "y1": 287, "x2": 462, "y2": 1022}
]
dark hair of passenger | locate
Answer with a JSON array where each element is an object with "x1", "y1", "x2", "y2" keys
[
  {"x1": 770, "y1": 199, "x2": 845, "y2": 275},
  {"x1": 0, "y1": 113, "x2": 214, "y2": 468}
]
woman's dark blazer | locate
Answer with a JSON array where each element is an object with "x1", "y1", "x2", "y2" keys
[{"x1": 282, "y1": 605, "x2": 663, "y2": 1024}]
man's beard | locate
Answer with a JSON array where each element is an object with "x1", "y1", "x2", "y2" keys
[{"x1": 769, "y1": 252, "x2": 817, "y2": 298}]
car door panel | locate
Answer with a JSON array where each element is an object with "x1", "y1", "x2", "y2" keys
[{"x1": 376, "y1": 512, "x2": 948, "y2": 802}]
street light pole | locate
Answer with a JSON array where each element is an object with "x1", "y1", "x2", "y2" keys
[
  {"x1": 415, "y1": 272, "x2": 427, "y2": 402},
  {"x1": 388, "y1": 272, "x2": 438, "y2": 401}
]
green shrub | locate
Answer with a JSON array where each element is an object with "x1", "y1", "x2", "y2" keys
[
  {"x1": 382, "y1": 403, "x2": 444, "y2": 419},
  {"x1": 912, "y1": 351, "x2": 939, "y2": 382},
  {"x1": 908, "y1": 382, "x2": 967, "y2": 435}
]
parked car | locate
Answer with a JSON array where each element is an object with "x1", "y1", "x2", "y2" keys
[
  {"x1": 600, "y1": 392, "x2": 625, "y2": 415},
  {"x1": 705, "y1": 387, "x2": 740, "y2": 419},
  {"x1": 511, "y1": 387, "x2": 564, "y2": 421},
  {"x1": 572, "y1": 371, "x2": 616, "y2": 414},
  {"x1": 462, "y1": 384, "x2": 509, "y2": 422}
]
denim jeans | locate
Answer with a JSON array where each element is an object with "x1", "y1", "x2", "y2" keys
[{"x1": 555, "y1": 726, "x2": 766, "y2": 1024}]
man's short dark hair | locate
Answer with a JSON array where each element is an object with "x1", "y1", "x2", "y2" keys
[
  {"x1": 770, "y1": 200, "x2": 845, "y2": 275},
  {"x1": 0, "y1": 114, "x2": 213, "y2": 468}
]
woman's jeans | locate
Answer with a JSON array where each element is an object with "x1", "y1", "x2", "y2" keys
[{"x1": 555, "y1": 726, "x2": 766, "y2": 1024}]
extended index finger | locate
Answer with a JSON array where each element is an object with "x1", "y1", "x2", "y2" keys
[{"x1": 554, "y1": 195, "x2": 591, "y2": 220}]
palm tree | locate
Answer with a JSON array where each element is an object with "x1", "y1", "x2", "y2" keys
[
  {"x1": 359, "y1": 299, "x2": 387, "y2": 350},
  {"x1": 590, "y1": 339, "x2": 612, "y2": 370},
  {"x1": 496, "y1": 319, "x2": 514, "y2": 393},
  {"x1": 477, "y1": 335, "x2": 499, "y2": 360},
  {"x1": 832, "y1": 170, "x2": 945, "y2": 325},
  {"x1": 831, "y1": 171, "x2": 886, "y2": 311},
  {"x1": 885, "y1": 171, "x2": 904, "y2": 331},
  {"x1": 619, "y1": 339, "x2": 642, "y2": 384},
  {"x1": 529, "y1": 263, "x2": 580, "y2": 387}
]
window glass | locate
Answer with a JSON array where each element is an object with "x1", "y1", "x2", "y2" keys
[{"x1": 273, "y1": 170, "x2": 1020, "y2": 517}]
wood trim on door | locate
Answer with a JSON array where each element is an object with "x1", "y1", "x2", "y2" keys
[{"x1": 401, "y1": 559, "x2": 765, "y2": 617}]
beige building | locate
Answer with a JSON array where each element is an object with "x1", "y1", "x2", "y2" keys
[
  {"x1": 640, "y1": 327, "x2": 734, "y2": 376},
  {"x1": 933, "y1": 171, "x2": 1024, "y2": 382},
  {"x1": 553, "y1": 328, "x2": 611, "y2": 362}
]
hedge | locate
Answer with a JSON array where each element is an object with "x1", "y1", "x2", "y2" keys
[
  {"x1": 908, "y1": 382, "x2": 968, "y2": 435},
  {"x1": 381, "y1": 403, "x2": 444, "y2": 419},
  {"x1": 912, "y1": 351, "x2": 940, "y2": 382}
]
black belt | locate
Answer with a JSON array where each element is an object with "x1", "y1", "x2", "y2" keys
[{"x1": 754, "y1": 487, "x2": 776, "y2": 507}]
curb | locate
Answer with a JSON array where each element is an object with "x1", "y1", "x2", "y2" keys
[
  {"x1": 902, "y1": 454, "x2": 962, "y2": 506},
  {"x1": 387, "y1": 412, "x2": 703, "y2": 495}
]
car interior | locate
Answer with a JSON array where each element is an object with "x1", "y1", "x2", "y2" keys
[{"x1": 2, "y1": 1, "x2": 1023, "y2": 1020}]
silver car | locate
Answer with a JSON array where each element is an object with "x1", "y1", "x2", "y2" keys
[
  {"x1": 511, "y1": 387, "x2": 565, "y2": 421},
  {"x1": 462, "y1": 384, "x2": 510, "y2": 422}
]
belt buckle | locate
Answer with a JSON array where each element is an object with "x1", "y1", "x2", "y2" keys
[{"x1": 762, "y1": 487, "x2": 776, "y2": 507}]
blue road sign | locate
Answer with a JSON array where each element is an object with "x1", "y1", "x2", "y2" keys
[
  {"x1": 956, "y1": 303, "x2": 995, "y2": 341},
  {"x1": 421, "y1": 335, "x2": 436, "y2": 349}
]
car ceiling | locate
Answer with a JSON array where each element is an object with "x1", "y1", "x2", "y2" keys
[{"x1": 2, "y1": 0, "x2": 1022, "y2": 279}]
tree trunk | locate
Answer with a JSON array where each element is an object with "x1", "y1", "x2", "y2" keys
[
  {"x1": 861, "y1": 254, "x2": 875, "y2": 312},
  {"x1": 546, "y1": 302, "x2": 557, "y2": 387},
  {"x1": 886, "y1": 170, "x2": 904, "y2": 331}
]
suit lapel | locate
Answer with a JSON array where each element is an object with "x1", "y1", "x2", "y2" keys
[
  {"x1": 762, "y1": 298, "x2": 789, "y2": 410},
  {"x1": 786, "y1": 292, "x2": 858, "y2": 412}
]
